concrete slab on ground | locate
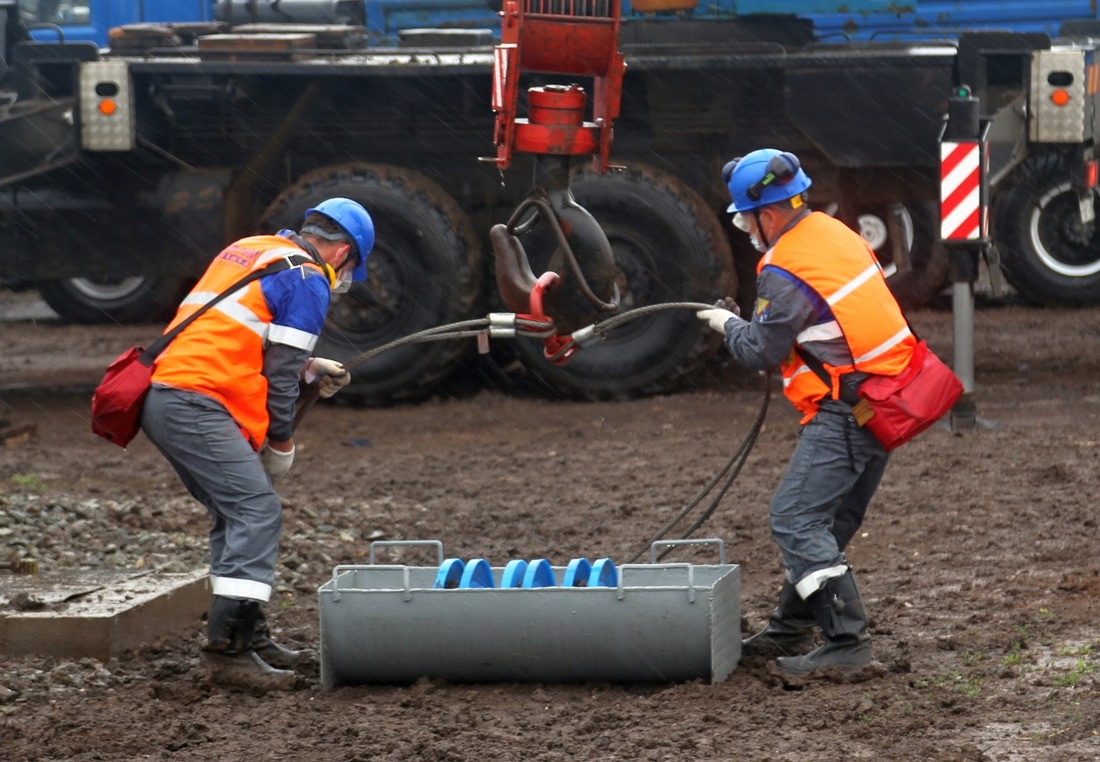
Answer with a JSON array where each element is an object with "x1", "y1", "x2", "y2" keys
[{"x1": 0, "y1": 569, "x2": 209, "y2": 662}]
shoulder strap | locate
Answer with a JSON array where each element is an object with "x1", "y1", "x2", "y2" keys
[
  {"x1": 280, "y1": 230, "x2": 325, "y2": 266},
  {"x1": 793, "y1": 344, "x2": 861, "y2": 405},
  {"x1": 143, "y1": 254, "x2": 311, "y2": 360}
]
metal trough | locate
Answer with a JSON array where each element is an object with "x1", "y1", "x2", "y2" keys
[{"x1": 318, "y1": 539, "x2": 741, "y2": 688}]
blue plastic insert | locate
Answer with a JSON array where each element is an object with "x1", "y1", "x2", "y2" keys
[
  {"x1": 521, "y1": 558, "x2": 555, "y2": 588},
  {"x1": 501, "y1": 559, "x2": 528, "y2": 588},
  {"x1": 433, "y1": 558, "x2": 465, "y2": 589},
  {"x1": 590, "y1": 557, "x2": 618, "y2": 587},
  {"x1": 459, "y1": 558, "x2": 494, "y2": 588},
  {"x1": 562, "y1": 558, "x2": 592, "y2": 587}
]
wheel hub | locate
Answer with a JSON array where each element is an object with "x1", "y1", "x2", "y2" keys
[{"x1": 857, "y1": 214, "x2": 889, "y2": 252}]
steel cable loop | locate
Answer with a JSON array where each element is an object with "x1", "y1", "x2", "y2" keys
[
  {"x1": 340, "y1": 302, "x2": 715, "y2": 371},
  {"x1": 587, "y1": 301, "x2": 718, "y2": 339},
  {"x1": 301, "y1": 301, "x2": 771, "y2": 562},
  {"x1": 339, "y1": 316, "x2": 560, "y2": 371},
  {"x1": 535, "y1": 301, "x2": 720, "y2": 360},
  {"x1": 514, "y1": 317, "x2": 556, "y2": 338},
  {"x1": 336, "y1": 318, "x2": 489, "y2": 369},
  {"x1": 624, "y1": 368, "x2": 772, "y2": 564},
  {"x1": 329, "y1": 300, "x2": 771, "y2": 567}
]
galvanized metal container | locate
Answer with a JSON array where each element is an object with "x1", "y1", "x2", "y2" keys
[{"x1": 318, "y1": 539, "x2": 741, "y2": 688}]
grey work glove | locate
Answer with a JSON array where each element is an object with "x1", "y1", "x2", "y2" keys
[
  {"x1": 696, "y1": 298, "x2": 740, "y2": 335},
  {"x1": 304, "y1": 357, "x2": 351, "y2": 399},
  {"x1": 261, "y1": 443, "x2": 295, "y2": 479}
]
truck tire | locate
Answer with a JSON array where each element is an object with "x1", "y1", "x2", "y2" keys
[
  {"x1": 995, "y1": 155, "x2": 1100, "y2": 305},
  {"x1": 36, "y1": 276, "x2": 189, "y2": 324},
  {"x1": 259, "y1": 163, "x2": 482, "y2": 405},
  {"x1": 511, "y1": 163, "x2": 736, "y2": 400}
]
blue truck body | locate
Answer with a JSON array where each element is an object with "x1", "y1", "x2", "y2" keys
[
  {"x1": 22, "y1": 0, "x2": 1100, "y2": 47},
  {"x1": 801, "y1": 0, "x2": 1100, "y2": 41},
  {"x1": 23, "y1": 1, "x2": 211, "y2": 45}
]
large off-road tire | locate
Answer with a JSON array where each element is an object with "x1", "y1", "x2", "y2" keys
[
  {"x1": 511, "y1": 163, "x2": 736, "y2": 400},
  {"x1": 994, "y1": 155, "x2": 1100, "y2": 305},
  {"x1": 260, "y1": 163, "x2": 482, "y2": 405},
  {"x1": 36, "y1": 276, "x2": 189, "y2": 324}
]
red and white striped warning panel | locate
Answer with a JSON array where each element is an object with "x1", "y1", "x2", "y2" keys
[{"x1": 940, "y1": 141, "x2": 984, "y2": 241}]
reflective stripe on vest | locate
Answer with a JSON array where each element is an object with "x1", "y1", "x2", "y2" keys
[
  {"x1": 152, "y1": 236, "x2": 325, "y2": 448},
  {"x1": 759, "y1": 212, "x2": 916, "y2": 422}
]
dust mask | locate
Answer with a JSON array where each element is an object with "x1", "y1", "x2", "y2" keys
[
  {"x1": 332, "y1": 267, "x2": 353, "y2": 294},
  {"x1": 734, "y1": 211, "x2": 768, "y2": 252}
]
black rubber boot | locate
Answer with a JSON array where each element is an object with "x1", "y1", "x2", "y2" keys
[
  {"x1": 775, "y1": 569, "x2": 872, "y2": 677},
  {"x1": 251, "y1": 607, "x2": 305, "y2": 669},
  {"x1": 202, "y1": 595, "x2": 296, "y2": 692},
  {"x1": 742, "y1": 578, "x2": 817, "y2": 659}
]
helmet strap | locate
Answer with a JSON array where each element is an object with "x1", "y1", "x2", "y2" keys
[
  {"x1": 753, "y1": 209, "x2": 771, "y2": 250},
  {"x1": 335, "y1": 247, "x2": 356, "y2": 274}
]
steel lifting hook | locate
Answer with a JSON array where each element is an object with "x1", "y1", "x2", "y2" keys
[
  {"x1": 492, "y1": 157, "x2": 620, "y2": 359},
  {"x1": 491, "y1": 164, "x2": 621, "y2": 363},
  {"x1": 484, "y1": 0, "x2": 626, "y2": 365}
]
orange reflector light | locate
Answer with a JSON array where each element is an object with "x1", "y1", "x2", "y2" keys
[
  {"x1": 98, "y1": 99, "x2": 117, "y2": 116},
  {"x1": 1050, "y1": 89, "x2": 1071, "y2": 107},
  {"x1": 1087, "y1": 161, "x2": 1098, "y2": 189}
]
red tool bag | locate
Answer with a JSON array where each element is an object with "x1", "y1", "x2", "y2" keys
[
  {"x1": 849, "y1": 340, "x2": 964, "y2": 452},
  {"x1": 90, "y1": 347, "x2": 156, "y2": 448},
  {"x1": 90, "y1": 257, "x2": 303, "y2": 448},
  {"x1": 798, "y1": 338, "x2": 964, "y2": 452}
]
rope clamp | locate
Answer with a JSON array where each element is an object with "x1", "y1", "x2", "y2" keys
[{"x1": 488, "y1": 312, "x2": 517, "y2": 338}]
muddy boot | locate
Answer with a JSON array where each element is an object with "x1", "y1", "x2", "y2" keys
[
  {"x1": 775, "y1": 569, "x2": 872, "y2": 677},
  {"x1": 251, "y1": 606, "x2": 305, "y2": 669},
  {"x1": 202, "y1": 595, "x2": 296, "y2": 692},
  {"x1": 742, "y1": 578, "x2": 816, "y2": 659}
]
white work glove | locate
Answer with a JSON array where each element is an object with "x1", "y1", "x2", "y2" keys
[
  {"x1": 696, "y1": 297, "x2": 740, "y2": 335},
  {"x1": 304, "y1": 357, "x2": 351, "y2": 399},
  {"x1": 261, "y1": 443, "x2": 295, "y2": 479}
]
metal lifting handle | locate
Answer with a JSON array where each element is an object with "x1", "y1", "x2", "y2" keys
[
  {"x1": 649, "y1": 538, "x2": 727, "y2": 566},
  {"x1": 329, "y1": 564, "x2": 413, "y2": 602},
  {"x1": 615, "y1": 563, "x2": 698, "y2": 603},
  {"x1": 329, "y1": 542, "x2": 445, "y2": 603}
]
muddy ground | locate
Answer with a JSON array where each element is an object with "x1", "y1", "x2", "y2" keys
[{"x1": 0, "y1": 290, "x2": 1098, "y2": 761}]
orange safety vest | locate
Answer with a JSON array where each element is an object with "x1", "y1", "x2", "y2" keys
[
  {"x1": 151, "y1": 235, "x2": 327, "y2": 449},
  {"x1": 758, "y1": 212, "x2": 916, "y2": 423}
]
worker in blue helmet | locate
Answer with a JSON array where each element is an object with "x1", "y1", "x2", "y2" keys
[
  {"x1": 723, "y1": 148, "x2": 813, "y2": 253},
  {"x1": 697, "y1": 149, "x2": 917, "y2": 678},
  {"x1": 141, "y1": 196, "x2": 375, "y2": 691},
  {"x1": 303, "y1": 197, "x2": 375, "y2": 290}
]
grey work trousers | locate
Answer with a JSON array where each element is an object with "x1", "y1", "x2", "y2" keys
[
  {"x1": 141, "y1": 385, "x2": 281, "y2": 601},
  {"x1": 769, "y1": 401, "x2": 889, "y2": 594}
]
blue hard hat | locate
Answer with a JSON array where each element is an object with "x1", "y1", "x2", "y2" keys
[
  {"x1": 305, "y1": 197, "x2": 375, "y2": 282},
  {"x1": 723, "y1": 149, "x2": 812, "y2": 213}
]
